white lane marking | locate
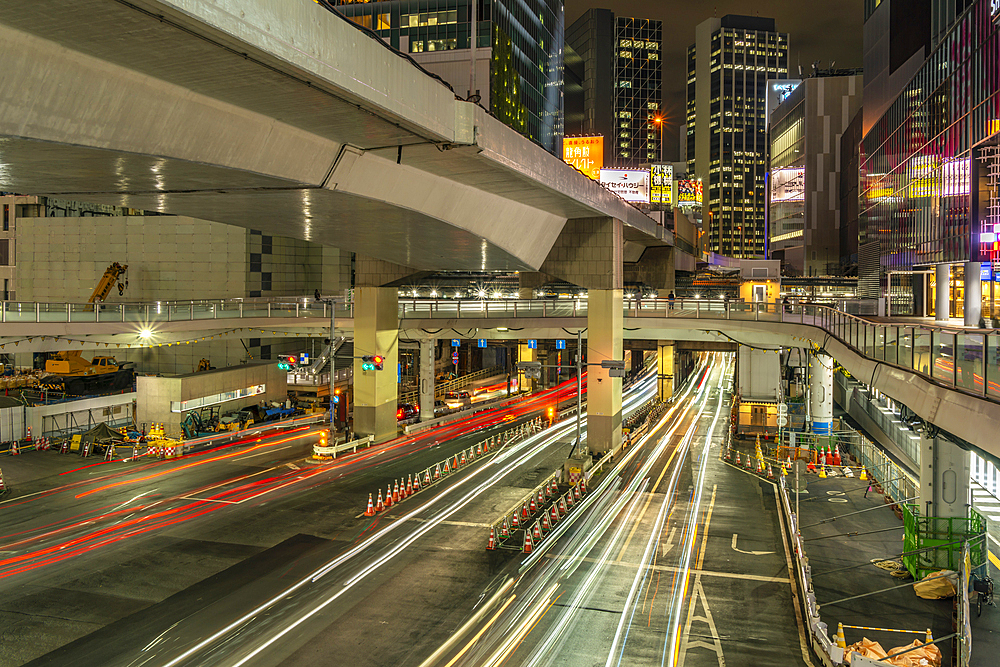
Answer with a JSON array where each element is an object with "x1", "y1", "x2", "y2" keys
[
  {"x1": 678, "y1": 576, "x2": 726, "y2": 667},
  {"x1": 233, "y1": 444, "x2": 296, "y2": 461},
  {"x1": 542, "y1": 553, "x2": 789, "y2": 583},
  {"x1": 731, "y1": 533, "x2": 774, "y2": 555},
  {"x1": 661, "y1": 525, "x2": 677, "y2": 557},
  {"x1": 182, "y1": 498, "x2": 240, "y2": 504},
  {"x1": 286, "y1": 463, "x2": 300, "y2": 470}
]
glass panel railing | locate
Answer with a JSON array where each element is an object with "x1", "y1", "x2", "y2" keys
[
  {"x1": 3, "y1": 302, "x2": 40, "y2": 322},
  {"x1": 874, "y1": 325, "x2": 885, "y2": 361},
  {"x1": 988, "y1": 335, "x2": 1000, "y2": 399},
  {"x1": 884, "y1": 326, "x2": 897, "y2": 365},
  {"x1": 914, "y1": 329, "x2": 932, "y2": 375},
  {"x1": 97, "y1": 304, "x2": 123, "y2": 322},
  {"x1": 956, "y1": 333, "x2": 984, "y2": 394},
  {"x1": 69, "y1": 303, "x2": 98, "y2": 322},
  {"x1": 898, "y1": 327, "x2": 913, "y2": 369},
  {"x1": 932, "y1": 330, "x2": 956, "y2": 384}
]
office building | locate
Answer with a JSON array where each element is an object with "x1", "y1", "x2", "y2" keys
[
  {"x1": 686, "y1": 15, "x2": 789, "y2": 258},
  {"x1": 860, "y1": 0, "x2": 1000, "y2": 321},
  {"x1": 768, "y1": 73, "x2": 863, "y2": 276},
  {"x1": 331, "y1": 0, "x2": 564, "y2": 154},
  {"x1": 566, "y1": 10, "x2": 662, "y2": 168}
]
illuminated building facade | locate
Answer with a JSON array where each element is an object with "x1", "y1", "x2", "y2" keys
[
  {"x1": 566, "y1": 10, "x2": 662, "y2": 168},
  {"x1": 687, "y1": 15, "x2": 789, "y2": 258},
  {"x1": 330, "y1": 0, "x2": 564, "y2": 154},
  {"x1": 860, "y1": 0, "x2": 1000, "y2": 321},
  {"x1": 768, "y1": 74, "x2": 863, "y2": 277}
]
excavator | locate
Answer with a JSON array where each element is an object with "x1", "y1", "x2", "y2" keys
[{"x1": 43, "y1": 263, "x2": 136, "y2": 395}]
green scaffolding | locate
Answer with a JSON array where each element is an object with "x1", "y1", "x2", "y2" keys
[{"x1": 901, "y1": 505, "x2": 988, "y2": 580}]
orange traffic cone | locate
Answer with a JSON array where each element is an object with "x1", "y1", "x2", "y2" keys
[
  {"x1": 500, "y1": 517, "x2": 510, "y2": 538},
  {"x1": 544, "y1": 481, "x2": 552, "y2": 499},
  {"x1": 453, "y1": 455, "x2": 460, "y2": 469},
  {"x1": 532, "y1": 521, "x2": 542, "y2": 541},
  {"x1": 413, "y1": 474, "x2": 421, "y2": 493},
  {"x1": 10, "y1": 441, "x2": 18, "y2": 456},
  {"x1": 541, "y1": 512, "x2": 551, "y2": 532},
  {"x1": 580, "y1": 478, "x2": 588, "y2": 495},
  {"x1": 424, "y1": 470, "x2": 431, "y2": 486},
  {"x1": 511, "y1": 511, "x2": 520, "y2": 528},
  {"x1": 550, "y1": 479, "x2": 559, "y2": 495},
  {"x1": 549, "y1": 504, "x2": 559, "y2": 525},
  {"x1": 365, "y1": 493, "x2": 376, "y2": 516},
  {"x1": 573, "y1": 485, "x2": 581, "y2": 502},
  {"x1": 392, "y1": 480, "x2": 400, "y2": 503},
  {"x1": 529, "y1": 494, "x2": 538, "y2": 513},
  {"x1": 521, "y1": 502, "x2": 530, "y2": 520},
  {"x1": 537, "y1": 488, "x2": 545, "y2": 507},
  {"x1": 523, "y1": 529, "x2": 533, "y2": 553},
  {"x1": 460, "y1": 451, "x2": 467, "y2": 466},
  {"x1": 477, "y1": 443, "x2": 483, "y2": 456},
  {"x1": 406, "y1": 474, "x2": 413, "y2": 496},
  {"x1": 736, "y1": 451, "x2": 742, "y2": 466},
  {"x1": 385, "y1": 484, "x2": 393, "y2": 508},
  {"x1": 767, "y1": 464, "x2": 774, "y2": 479},
  {"x1": 558, "y1": 497, "x2": 567, "y2": 516},
  {"x1": 487, "y1": 526, "x2": 497, "y2": 550},
  {"x1": 807, "y1": 460, "x2": 816, "y2": 472},
  {"x1": 375, "y1": 489, "x2": 385, "y2": 512},
  {"x1": 833, "y1": 446, "x2": 842, "y2": 466},
  {"x1": 566, "y1": 491, "x2": 574, "y2": 509}
]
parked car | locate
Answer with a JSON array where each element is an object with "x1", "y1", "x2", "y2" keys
[{"x1": 396, "y1": 403, "x2": 419, "y2": 421}]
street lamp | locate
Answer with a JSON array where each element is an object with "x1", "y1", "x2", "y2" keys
[{"x1": 653, "y1": 116, "x2": 664, "y2": 164}]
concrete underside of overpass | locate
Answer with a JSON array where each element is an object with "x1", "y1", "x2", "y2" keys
[
  {"x1": 8, "y1": 314, "x2": 998, "y2": 462},
  {"x1": 0, "y1": 0, "x2": 670, "y2": 274}
]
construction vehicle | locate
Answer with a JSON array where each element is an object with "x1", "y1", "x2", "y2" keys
[
  {"x1": 180, "y1": 407, "x2": 223, "y2": 439},
  {"x1": 219, "y1": 409, "x2": 255, "y2": 432},
  {"x1": 42, "y1": 263, "x2": 135, "y2": 395}
]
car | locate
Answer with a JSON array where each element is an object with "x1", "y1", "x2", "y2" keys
[
  {"x1": 444, "y1": 390, "x2": 472, "y2": 409},
  {"x1": 396, "y1": 403, "x2": 419, "y2": 421}
]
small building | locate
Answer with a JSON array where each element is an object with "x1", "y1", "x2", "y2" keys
[
  {"x1": 737, "y1": 259, "x2": 781, "y2": 304},
  {"x1": 137, "y1": 362, "x2": 287, "y2": 438}
]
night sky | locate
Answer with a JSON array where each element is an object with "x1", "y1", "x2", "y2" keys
[{"x1": 565, "y1": 0, "x2": 865, "y2": 162}]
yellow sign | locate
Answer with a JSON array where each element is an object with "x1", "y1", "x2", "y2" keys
[
  {"x1": 562, "y1": 136, "x2": 603, "y2": 180},
  {"x1": 70, "y1": 434, "x2": 82, "y2": 452}
]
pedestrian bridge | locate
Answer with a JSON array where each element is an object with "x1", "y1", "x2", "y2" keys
[
  {"x1": 4, "y1": 296, "x2": 998, "y2": 457},
  {"x1": 0, "y1": 0, "x2": 669, "y2": 274}
]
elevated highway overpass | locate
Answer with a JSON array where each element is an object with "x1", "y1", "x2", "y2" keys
[
  {"x1": 5, "y1": 296, "x2": 1000, "y2": 462},
  {"x1": 0, "y1": 0, "x2": 671, "y2": 275}
]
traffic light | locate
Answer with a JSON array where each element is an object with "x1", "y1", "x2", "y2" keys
[
  {"x1": 547, "y1": 406, "x2": 555, "y2": 424},
  {"x1": 361, "y1": 355, "x2": 385, "y2": 371}
]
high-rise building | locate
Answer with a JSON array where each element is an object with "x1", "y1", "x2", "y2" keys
[
  {"x1": 329, "y1": 0, "x2": 564, "y2": 154},
  {"x1": 860, "y1": 0, "x2": 1000, "y2": 322},
  {"x1": 687, "y1": 15, "x2": 789, "y2": 258},
  {"x1": 566, "y1": 10, "x2": 662, "y2": 168},
  {"x1": 768, "y1": 73, "x2": 863, "y2": 277}
]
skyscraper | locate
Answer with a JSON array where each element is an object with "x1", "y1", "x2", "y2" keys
[
  {"x1": 687, "y1": 15, "x2": 789, "y2": 258},
  {"x1": 566, "y1": 10, "x2": 662, "y2": 168},
  {"x1": 329, "y1": 0, "x2": 564, "y2": 154}
]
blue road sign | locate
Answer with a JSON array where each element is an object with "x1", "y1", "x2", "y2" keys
[
  {"x1": 451, "y1": 339, "x2": 460, "y2": 347},
  {"x1": 478, "y1": 339, "x2": 487, "y2": 348},
  {"x1": 528, "y1": 340, "x2": 537, "y2": 349},
  {"x1": 556, "y1": 340, "x2": 566, "y2": 350}
]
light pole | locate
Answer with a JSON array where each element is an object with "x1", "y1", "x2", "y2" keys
[{"x1": 654, "y1": 116, "x2": 664, "y2": 164}]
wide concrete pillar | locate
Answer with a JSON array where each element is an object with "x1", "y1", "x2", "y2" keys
[
  {"x1": 657, "y1": 341, "x2": 674, "y2": 402},
  {"x1": 419, "y1": 339, "x2": 435, "y2": 421},
  {"x1": 809, "y1": 353, "x2": 834, "y2": 435},
  {"x1": 517, "y1": 272, "x2": 550, "y2": 300},
  {"x1": 517, "y1": 343, "x2": 536, "y2": 392},
  {"x1": 965, "y1": 261, "x2": 982, "y2": 327},
  {"x1": 935, "y1": 263, "x2": 950, "y2": 322},
  {"x1": 353, "y1": 287, "x2": 399, "y2": 442},
  {"x1": 919, "y1": 433, "x2": 971, "y2": 519},
  {"x1": 588, "y1": 289, "x2": 623, "y2": 455}
]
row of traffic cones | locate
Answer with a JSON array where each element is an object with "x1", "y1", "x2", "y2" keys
[
  {"x1": 725, "y1": 443, "x2": 869, "y2": 483},
  {"x1": 486, "y1": 476, "x2": 590, "y2": 553},
  {"x1": 365, "y1": 419, "x2": 545, "y2": 517}
]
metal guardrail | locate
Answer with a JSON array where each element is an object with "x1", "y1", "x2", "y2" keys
[
  {"x1": 398, "y1": 366, "x2": 504, "y2": 405},
  {"x1": 180, "y1": 413, "x2": 325, "y2": 455},
  {"x1": 313, "y1": 434, "x2": 373, "y2": 458}
]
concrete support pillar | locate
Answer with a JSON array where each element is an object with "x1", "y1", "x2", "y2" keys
[
  {"x1": 587, "y1": 289, "x2": 623, "y2": 455},
  {"x1": 517, "y1": 343, "x2": 536, "y2": 392},
  {"x1": 353, "y1": 287, "x2": 399, "y2": 443},
  {"x1": 919, "y1": 433, "x2": 971, "y2": 519},
  {"x1": 809, "y1": 353, "x2": 834, "y2": 435},
  {"x1": 517, "y1": 272, "x2": 549, "y2": 300},
  {"x1": 418, "y1": 339, "x2": 435, "y2": 421},
  {"x1": 935, "y1": 263, "x2": 950, "y2": 322},
  {"x1": 965, "y1": 261, "x2": 982, "y2": 327},
  {"x1": 657, "y1": 341, "x2": 674, "y2": 402}
]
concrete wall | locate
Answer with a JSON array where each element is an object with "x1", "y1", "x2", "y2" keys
[
  {"x1": 737, "y1": 346, "x2": 781, "y2": 401},
  {"x1": 137, "y1": 361, "x2": 286, "y2": 438}
]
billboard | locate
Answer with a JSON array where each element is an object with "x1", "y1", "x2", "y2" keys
[
  {"x1": 765, "y1": 79, "x2": 802, "y2": 125},
  {"x1": 770, "y1": 167, "x2": 805, "y2": 203},
  {"x1": 562, "y1": 136, "x2": 603, "y2": 180},
  {"x1": 599, "y1": 169, "x2": 650, "y2": 203},
  {"x1": 650, "y1": 164, "x2": 674, "y2": 206},
  {"x1": 677, "y1": 179, "x2": 703, "y2": 206}
]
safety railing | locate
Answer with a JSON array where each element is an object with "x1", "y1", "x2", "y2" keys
[{"x1": 0, "y1": 298, "x2": 353, "y2": 324}]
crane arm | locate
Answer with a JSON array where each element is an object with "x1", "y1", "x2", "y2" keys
[{"x1": 89, "y1": 262, "x2": 128, "y2": 303}]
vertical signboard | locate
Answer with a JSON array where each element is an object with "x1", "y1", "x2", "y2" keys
[
  {"x1": 650, "y1": 164, "x2": 674, "y2": 206},
  {"x1": 562, "y1": 136, "x2": 604, "y2": 180},
  {"x1": 677, "y1": 179, "x2": 703, "y2": 207}
]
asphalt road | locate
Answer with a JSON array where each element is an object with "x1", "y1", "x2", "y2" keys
[{"x1": 0, "y1": 377, "x2": 587, "y2": 666}]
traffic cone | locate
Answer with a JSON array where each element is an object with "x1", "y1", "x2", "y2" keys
[
  {"x1": 376, "y1": 489, "x2": 384, "y2": 512},
  {"x1": 550, "y1": 479, "x2": 558, "y2": 495},
  {"x1": 453, "y1": 454, "x2": 460, "y2": 469},
  {"x1": 487, "y1": 526, "x2": 497, "y2": 550},
  {"x1": 529, "y1": 494, "x2": 538, "y2": 513},
  {"x1": 537, "y1": 488, "x2": 545, "y2": 507},
  {"x1": 833, "y1": 446, "x2": 842, "y2": 466},
  {"x1": 521, "y1": 502, "x2": 530, "y2": 520},
  {"x1": 477, "y1": 443, "x2": 483, "y2": 456},
  {"x1": 501, "y1": 517, "x2": 510, "y2": 538},
  {"x1": 544, "y1": 481, "x2": 552, "y2": 499},
  {"x1": 424, "y1": 470, "x2": 431, "y2": 486},
  {"x1": 925, "y1": 628, "x2": 933, "y2": 643},
  {"x1": 25, "y1": 427, "x2": 31, "y2": 443},
  {"x1": 860, "y1": 466, "x2": 868, "y2": 481},
  {"x1": 725, "y1": 445, "x2": 732, "y2": 461},
  {"x1": 406, "y1": 474, "x2": 413, "y2": 496},
  {"x1": 392, "y1": 479, "x2": 400, "y2": 503},
  {"x1": 781, "y1": 462, "x2": 788, "y2": 476},
  {"x1": 10, "y1": 441, "x2": 18, "y2": 456},
  {"x1": 767, "y1": 464, "x2": 774, "y2": 479},
  {"x1": 573, "y1": 485, "x2": 581, "y2": 501},
  {"x1": 385, "y1": 484, "x2": 393, "y2": 508},
  {"x1": 0, "y1": 468, "x2": 4, "y2": 492},
  {"x1": 736, "y1": 451, "x2": 742, "y2": 466},
  {"x1": 365, "y1": 493, "x2": 376, "y2": 517},
  {"x1": 523, "y1": 529, "x2": 533, "y2": 553},
  {"x1": 532, "y1": 521, "x2": 542, "y2": 541},
  {"x1": 549, "y1": 504, "x2": 559, "y2": 525},
  {"x1": 836, "y1": 623, "x2": 846, "y2": 649},
  {"x1": 819, "y1": 466, "x2": 827, "y2": 479},
  {"x1": 744, "y1": 455, "x2": 751, "y2": 470},
  {"x1": 511, "y1": 511, "x2": 520, "y2": 528},
  {"x1": 460, "y1": 451, "x2": 467, "y2": 466},
  {"x1": 580, "y1": 478, "x2": 587, "y2": 495},
  {"x1": 435, "y1": 463, "x2": 442, "y2": 479},
  {"x1": 825, "y1": 446, "x2": 832, "y2": 465},
  {"x1": 558, "y1": 497, "x2": 567, "y2": 516},
  {"x1": 541, "y1": 511, "x2": 551, "y2": 532},
  {"x1": 566, "y1": 491, "x2": 574, "y2": 508},
  {"x1": 807, "y1": 459, "x2": 816, "y2": 472},
  {"x1": 444, "y1": 459, "x2": 451, "y2": 474}
]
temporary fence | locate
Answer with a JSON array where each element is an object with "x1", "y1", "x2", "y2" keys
[
  {"x1": 901, "y1": 505, "x2": 987, "y2": 581},
  {"x1": 312, "y1": 434, "x2": 374, "y2": 459}
]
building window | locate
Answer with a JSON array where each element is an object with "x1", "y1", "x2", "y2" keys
[{"x1": 2, "y1": 205, "x2": 7, "y2": 231}]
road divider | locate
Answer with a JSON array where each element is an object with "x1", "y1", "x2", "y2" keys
[{"x1": 486, "y1": 467, "x2": 589, "y2": 554}]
